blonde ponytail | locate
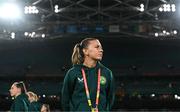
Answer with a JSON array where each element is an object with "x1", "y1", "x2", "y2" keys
[{"x1": 71, "y1": 43, "x2": 83, "y2": 65}]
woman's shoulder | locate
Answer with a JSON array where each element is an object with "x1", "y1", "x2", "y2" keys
[
  {"x1": 14, "y1": 94, "x2": 29, "y2": 104},
  {"x1": 16, "y1": 93, "x2": 27, "y2": 100},
  {"x1": 65, "y1": 65, "x2": 82, "y2": 78},
  {"x1": 67, "y1": 65, "x2": 82, "y2": 73}
]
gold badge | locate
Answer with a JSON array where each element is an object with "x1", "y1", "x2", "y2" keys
[{"x1": 100, "y1": 76, "x2": 106, "y2": 85}]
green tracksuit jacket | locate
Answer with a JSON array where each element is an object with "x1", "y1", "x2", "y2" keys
[
  {"x1": 10, "y1": 93, "x2": 30, "y2": 112},
  {"x1": 28, "y1": 101, "x2": 42, "y2": 112},
  {"x1": 61, "y1": 62, "x2": 115, "y2": 111}
]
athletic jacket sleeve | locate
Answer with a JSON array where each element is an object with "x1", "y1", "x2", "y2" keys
[
  {"x1": 106, "y1": 70, "x2": 115, "y2": 110},
  {"x1": 61, "y1": 70, "x2": 74, "y2": 111}
]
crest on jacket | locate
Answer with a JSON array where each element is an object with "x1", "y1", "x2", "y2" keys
[{"x1": 100, "y1": 76, "x2": 106, "y2": 85}]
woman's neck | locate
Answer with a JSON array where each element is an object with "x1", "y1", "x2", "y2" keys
[
  {"x1": 15, "y1": 93, "x2": 21, "y2": 98},
  {"x1": 83, "y1": 58, "x2": 97, "y2": 68}
]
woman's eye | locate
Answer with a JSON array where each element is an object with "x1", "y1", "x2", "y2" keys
[{"x1": 96, "y1": 45, "x2": 100, "y2": 48}]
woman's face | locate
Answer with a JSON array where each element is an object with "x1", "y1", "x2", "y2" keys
[
  {"x1": 9, "y1": 84, "x2": 20, "y2": 97},
  {"x1": 41, "y1": 105, "x2": 48, "y2": 112},
  {"x1": 27, "y1": 93, "x2": 33, "y2": 102},
  {"x1": 83, "y1": 39, "x2": 103, "y2": 61}
]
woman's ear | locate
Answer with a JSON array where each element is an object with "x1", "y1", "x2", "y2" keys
[
  {"x1": 17, "y1": 88, "x2": 21, "y2": 94},
  {"x1": 83, "y1": 48, "x2": 88, "y2": 56}
]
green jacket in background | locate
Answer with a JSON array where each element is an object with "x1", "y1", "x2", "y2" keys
[
  {"x1": 61, "y1": 62, "x2": 115, "y2": 111},
  {"x1": 28, "y1": 101, "x2": 42, "y2": 112},
  {"x1": 10, "y1": 93, "x2": 30, "y2": 112}
]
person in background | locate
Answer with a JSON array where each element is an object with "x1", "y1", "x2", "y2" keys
[
  {"x1": 41, "y1": 104, "x2": 50, "y2": 112},
  {"x1": 61, "y1": 38, "x2": 115, "y2": 112},
  {"x1": 27, "y1": 91, "x2": 42, "y2": 112},
  {"x1": 9, "y1": 81, "x2": 30, "y2": 112}
]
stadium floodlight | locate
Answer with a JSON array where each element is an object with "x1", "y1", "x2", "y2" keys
[
  {"x1": 11, "y1": 32, "x2": 15, "y2": 39},
  {"x1": 24, "y1": 6, "x2": 29, "y2": 14},
  {"x1": 171, "y1": 4, "x2": 176, "y2": 12},
  {"x1": 30, "y1": 32, "x2": 35, "y2": 37},
  {"x1": 166, "y1": 4, "x2": 171, "y2": 12},
  {"x1": 173, "y1": 30, "x2": 177, "y2": 34},
  {"x1": 139, "y1": 4, "x2": 144, "y2": 12},
  {"x1": 24, "y1": 32, "x2": 28, "y2": 36},
  {"x1": 54, "y1": 5, "x2": 64, "y2": 13},
  {"x1": 29, "y1": 33, "x2": 32, "y2": 37},
  {"x1": 140, "y1": 8, "x2": 144, "y2": 12},
  {"x1": 159, "y1": 4, "x2": 176, "y2": 12},
  {"x1": 159, "y1": 7, "x2": 163, "y2": 12},
  {"x1": 174, "y1": 94, "x2": 180, "y2": 100},
  {"x1": 55, "y1": 9, "x2": 59, "y2": 13},
  {"x1": 163, "y1": 30, "x2": 166, "y2": 33},
  {"x1": 140, "y1": 4, "x2": 144, "y2": 8},
  {"x1": 42, "y1": 34, "x2": 45, "y2": 38},
  {"x1": 43, "y1": 94, "x2": 46, "y2": 98},
  {"x1": 166, "y1": 32, "x2": 170, "y2": 35},
  {"x1": 0, "y1": 3, "x2": 22, "y2": 19},
  {"x1": 54, "y1": 5, "x2": 59, "y2": 13},
  {"x1": 24, "y1": 6, "x2": 39, "y2": 14},
  {"x1": 54, "y1": 5, "x2": 59, "y2": 9},
  {"x1": 155, "y1": 33, "x2": 159, "y2": 37},
  {"x1": 151, "y1": 94, "x2": 155, "y2": 97}
]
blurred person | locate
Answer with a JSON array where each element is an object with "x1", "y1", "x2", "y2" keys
[
  {"x1": 9, "y1": 81, "x2": 30, "y2": 112},
  {"x1": 61, "y1": 38, "x2": 115, "y2": 112},
  {"x1": 27, "y1": 91, "x2": 42, "y2": 112},
  {"x1": 41, "y1": 104, "x2": 50, "y2": 112}
]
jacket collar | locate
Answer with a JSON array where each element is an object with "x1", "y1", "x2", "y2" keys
[{"x1": 73, "y1": 61, "x2": 102, "y2": 70}]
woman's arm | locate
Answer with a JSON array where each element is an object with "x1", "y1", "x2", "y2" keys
[
  {"x1": 106, "y1": 71, "x2": 115, "y2": 110},
  {"x1": 61, "y1": 70, "x2": 74, "y2": 111}
]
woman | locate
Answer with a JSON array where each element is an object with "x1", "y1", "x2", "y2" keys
[
  {"x1": 9, "y1": 81, "x2": 30, "y2": 112},
  {"x1": 61, "y1": 38, "x2": 115, "y2": 112},
  {"x1": 27, "y1": 91, "x2": 42, "y2": 112},
  {"x1": 41, "y1": 104, "x2": 50, "y2": 112}
]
